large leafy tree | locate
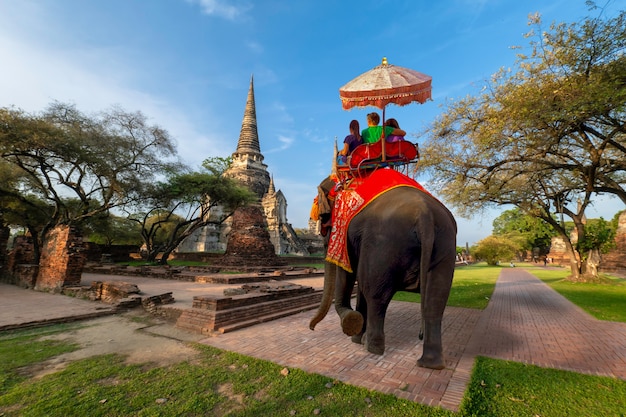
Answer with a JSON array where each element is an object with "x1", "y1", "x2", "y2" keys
[
  {"x1": 492, "y1": 208, "x2": 557, "y2": 259},
  {"x1": 473, "y1": 236, "x2": 519, "y2": 266},
  {"x1": 421, "y1": 7, "x2": 626, "y2": 280},
  {"x1": 0, "y1": 102, "x2": 180, "y2": 262},
  {"x1": 126, "y1": 157, "x2": 255, "y2": 264}
]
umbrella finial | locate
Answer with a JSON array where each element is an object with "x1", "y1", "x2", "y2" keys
[{"x1": 382, "y1": 57, "x2": 388, "y2": 66}]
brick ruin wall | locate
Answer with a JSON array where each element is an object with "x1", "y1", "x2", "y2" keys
[
  {"x1": 0, "y1": 225, "x2": 9, "y2": 267},
  {"x1": 600, "y1": 211, "x2": 626, "y2": 274},
  {"x1": 35, "y1": 225, "x2": 86, "y2": 292},
  {"x1": 548, "y1": 211, "x2": 626, "y2": 275},
  {"x1": 2, "y1": 235, "x2": 38, "y2": 288}
]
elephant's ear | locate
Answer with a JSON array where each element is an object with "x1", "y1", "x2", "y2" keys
[
  {"x1": 317, "y1": 185, "x2": 332, "y2": 216},
  {"x1": 317, "y1": 176, "x2": 336, "y2": 217}
]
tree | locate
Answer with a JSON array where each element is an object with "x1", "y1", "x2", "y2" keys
[
  {"x1": 0, "y1": 102, "x2": 180, "y2": 262},
  {"x1": 472, "y1": 236, "x2": 519, "y2": 266},
  {"x1": 421, "y1": 7, "x2": 626, "y2": 281},
  {"x1": 492, "y1": 208, "x2": 556, "y2": 260},
  {"x1": 577, "y1": 217, "x2": 617, "y2": 278},
  {"x1": 83, "y1": 214, "x2": 142, "y2": 246},
  {"x1": 126, "y1": 157, "x2": 255, "y2": 264}
]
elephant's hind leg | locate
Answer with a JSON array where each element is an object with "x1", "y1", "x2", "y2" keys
[{"x1": 417, "y1": 318, "x2": 446, "y2": 370}]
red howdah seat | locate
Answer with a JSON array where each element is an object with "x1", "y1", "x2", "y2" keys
[{"x1": 347, "y1": 140, "x2": 418, "y2": 170}]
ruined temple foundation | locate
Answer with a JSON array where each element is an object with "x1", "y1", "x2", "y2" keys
[
  {"x1": 547, "y1": 211, "x2": 626, "y2": 275},
  {"x1": 175, "y1": 281, "x2": 322, "y2": 334},
  {"x1": 218, "y1": 205, "x2": 287, "y2": 267}
]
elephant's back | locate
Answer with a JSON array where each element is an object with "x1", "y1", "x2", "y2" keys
[
  {"x1": 349, "y1": 186, "x2": 456, "y2": 247},
  {"x1": 348, "y1": 185, "x2": 456, "y2": 278},
  {"x1": 360, "y1": 186, "x2": 455, "y2": 229}
]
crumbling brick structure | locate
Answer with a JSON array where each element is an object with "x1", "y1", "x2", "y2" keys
[
  {"x1": 0, "y1": 225, "x2": 9, "y2": 269},
  {"x1": 35, "y1": 225, "x2": 86, "y2": 292},
  {"x1": 3, "y1": 235, "x2": 38, "y2": 288},
  {"x1": 219, "y1": 205, "x2": 286, "y2": 267},
  {"x1": 600, "y1": 211, "x2": 626, "y2": 275},
  {"x1": 548, "y1": 211, "x2": 626, "y2": 276}
]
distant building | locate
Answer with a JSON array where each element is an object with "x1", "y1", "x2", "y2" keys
[{"x1": 177, "y1": 77, "x2": 309, "y2": 255}]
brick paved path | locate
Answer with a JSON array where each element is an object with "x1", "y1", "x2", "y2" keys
[
  {"x1": 462, "y1": 268, "x2": 626, "y2": 379},
  {"x1": 200, "y1": 268, "x2": 626, "y2": 411}
]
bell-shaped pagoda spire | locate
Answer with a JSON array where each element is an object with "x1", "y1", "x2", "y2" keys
[
  {"x1": 226, "y1": 75, "x2": 270, "y2": 199},
  {"x1": 235, "y1": 75, "x2": 262, "y2": 155}
]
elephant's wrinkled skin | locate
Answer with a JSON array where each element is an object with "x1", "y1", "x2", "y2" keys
[{"x1": 310, "y1": 178, "x2": 457, "y2": 370}]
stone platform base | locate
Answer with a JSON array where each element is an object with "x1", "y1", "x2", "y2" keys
[
  {"x1": 83, "y1": 264, "x2": 322, "y2": 283},
  {"x1": 176, "y1": 281, "x2": 323, "y2": 335}
]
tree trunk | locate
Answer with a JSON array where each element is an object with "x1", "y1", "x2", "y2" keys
[
  {"x1": 158, "y1": 250, "x2": 172, "y2": 265},
  {"x1": 145, "y1": 249, "x2": 158, "y2": 263},
  {"x1": 582, "y1": 249, "x2": 601, "y2": 280},
  {"x1": 562, "y1": 236, "x2": 582, "y2": 281}
]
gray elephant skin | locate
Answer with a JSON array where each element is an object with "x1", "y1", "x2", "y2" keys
[{"x1": 310, "y1": 175, "x2": 457, "y2": 370}]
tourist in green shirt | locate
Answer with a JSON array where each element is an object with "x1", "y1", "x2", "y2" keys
[{"x1": 361, "y1": 112, "x2": 406, "y2": 144}]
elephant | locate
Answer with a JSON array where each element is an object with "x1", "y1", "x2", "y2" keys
[{"x1": 309, "y1": 172, "x2": 457, "y2": 370}]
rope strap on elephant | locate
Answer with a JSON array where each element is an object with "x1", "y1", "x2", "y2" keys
[{"x1": 326, "y1": 169, "x2": 430, "y2": 272}]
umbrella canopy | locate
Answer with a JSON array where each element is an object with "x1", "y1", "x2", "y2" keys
[{"x1": 339, "y1": 57, "x2": 432, "y2": 110}]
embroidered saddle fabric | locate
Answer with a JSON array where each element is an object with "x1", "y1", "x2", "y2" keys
[{"x1": 325, "y1": 169, "x2": 429, "y2": 272}]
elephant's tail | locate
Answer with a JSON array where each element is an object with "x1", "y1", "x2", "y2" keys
[{"x1": 418, "y1": 223, "x2": 435, "y2": 314}]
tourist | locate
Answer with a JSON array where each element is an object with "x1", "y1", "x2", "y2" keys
[
  {"x1": 384, "y1": 118, "x2": 405, "y2": 142},
  {"x1": 361, "y1": 112, "x2": 405, "y2": 144},
  {"x1": 337, "y1": 120, "x2": 363, "y2": 165}
]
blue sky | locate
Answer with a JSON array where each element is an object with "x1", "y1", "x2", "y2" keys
[{"x1": 0, "y1": 0, "x2": 623, "y2": 246}]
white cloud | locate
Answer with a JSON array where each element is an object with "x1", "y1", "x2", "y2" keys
[
  {"x1": 187, "y1": 0, "x2": 253, "y2": 20},
  {"x1": 246, "y1": 40, "x2": 264, "y2": 54},
  {"x1": 263, "y1": 135, "x2": 294, "y2": 154}
]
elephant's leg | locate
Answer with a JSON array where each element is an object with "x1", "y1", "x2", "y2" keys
[
  {"x1": 334, "y1": 270, "x2": 363, "y2": 337},
  {"x1": 417, "y1": 317, "x2": 445, "y2": 370},
  {"x1": 363, "y1": 301, "x2": 387, "y2": 355},
  {"x1": 418, "y1": 266, "x2": 453, "y2": 370}
]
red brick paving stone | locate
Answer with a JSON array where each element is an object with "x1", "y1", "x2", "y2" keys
[
  {"x1": 200, "y1": 298, "x2": 479, "y2": 411},
  {"x1": 199, "y1": 268, "x2": 626, "y2": 412}
]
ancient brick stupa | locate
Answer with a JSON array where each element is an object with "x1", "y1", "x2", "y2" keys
[
  {"x1": 176, "y1": 76, "x2": 310, "y2": 256},
  {"x1": 219, "y1": 205, "x2": 287, "y2": 267}
]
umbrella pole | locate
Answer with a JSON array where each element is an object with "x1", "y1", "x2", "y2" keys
[{"x1": 381, "y1": 106, "x2": 387, "y2": 161}]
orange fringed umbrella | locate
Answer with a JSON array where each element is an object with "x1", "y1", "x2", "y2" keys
[
  {"x1": 339, "y1": 57, "x2": 432, "y2": 111},
  {"x1": 339, "y1": 57, "x2": 432, "y2": 161}
]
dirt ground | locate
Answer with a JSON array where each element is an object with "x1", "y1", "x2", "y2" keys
[{"x1": 30, "y1": 311, "x2": 207, "y2": 379}]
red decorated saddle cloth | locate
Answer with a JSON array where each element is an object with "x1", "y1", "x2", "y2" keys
[{"x1": 326, "y1": 169, "x2": 430, "y2": 272}]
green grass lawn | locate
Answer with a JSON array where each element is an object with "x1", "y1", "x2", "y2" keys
[
  {"x1": 394, "y1": 263, "x2": 501, "y2": 309},
  {"x1": 462, "y1": 356, "x2": 626, "y2": 417},
  {"x1": 395, "y1": 262, "x2": 626, "y2": 323},
  {"x1": 525, "y1": 266, "x2": 626, "y2": 322},
  {"x1": 0, "y1": 329, "x2": 452, "y2": 417}
]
